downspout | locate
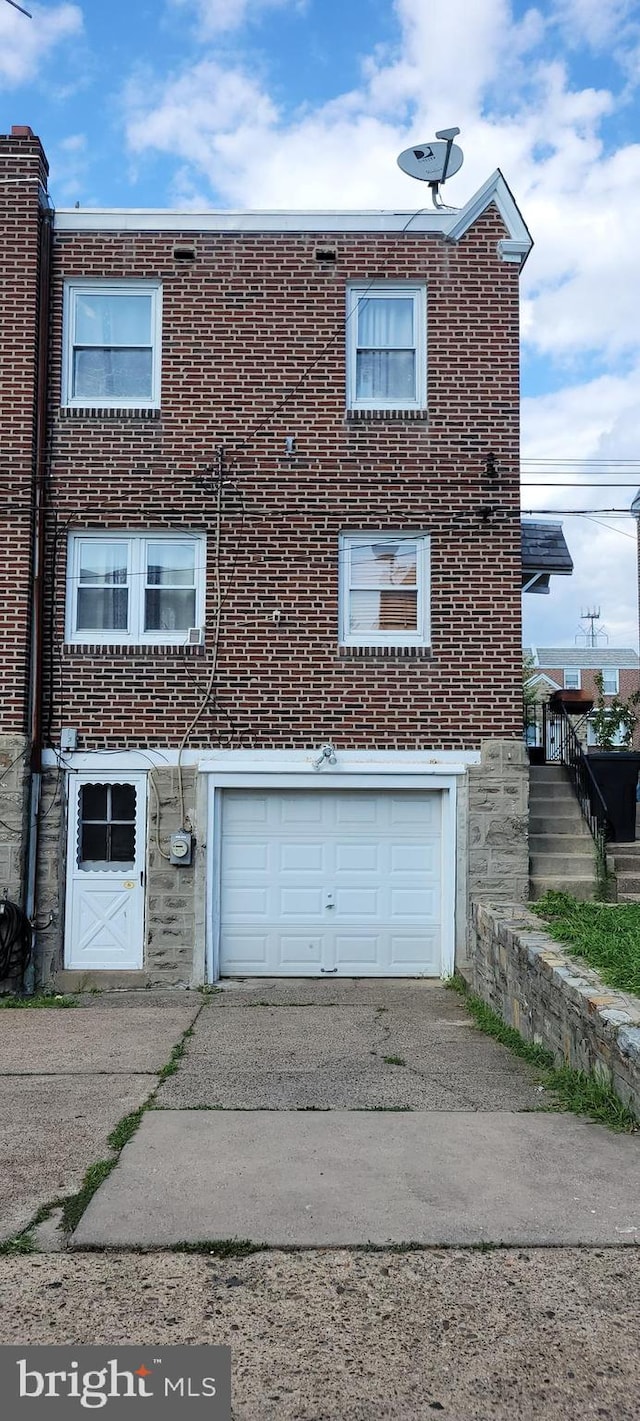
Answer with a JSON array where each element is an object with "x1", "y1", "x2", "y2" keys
[{"x1": 22, "y1": 188, "x2": 53, "y2": 994}]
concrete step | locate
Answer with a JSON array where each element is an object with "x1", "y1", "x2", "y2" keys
[
  {"x1": 610, "y1": 853, "x2": 640, "y2": 871},
  {"x1": 617, "y1": 893, "x2": 640, "y2": 903},
  {"x1": 529, "y1": 833, "x2": 595, "y2": 855},
  {"x1": 529, "y1": 876, "x2": 595, "y2": 902},
  {"x1": 529, "y1": 765, "x2": 570, "y2": 782},
  {"x1": 530, "y1": 814, "x2": 590, "y2": 836},
  {"x1": 529, "y1": 782, "x2": 576, "y2": 801},
  {"x1": 530, "y1": 853, "x2": 596, "y2": 877},
  {"x1": 613, "y1": 873, "x2": 640, "y2": 894}
]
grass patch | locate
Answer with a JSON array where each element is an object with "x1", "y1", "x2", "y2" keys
[
  {"x1": 107, "y1": 1107, "x2": 145, "y2": 1153},
  {"x1": 382, "y1": 1055, "x2": 407, "y2": 1067},
  {"x1": 447, "y1": 974, "x2": 638, "y2": 1133},
  {"x1": 0, "y1": 993, "x2": 77, "y2": 1009},
  {"x1": 530, "y1": 892, "x2": 640, "y2": 997},
  {"x1": 157, "y1": 1024, "x2": 195, "y2": 1082},
  {"x1": 446, "y1": 975, "x2": 554, "y2": 1068},
  {"x1": 0, "y1": 1230, "x2": 38, "y2": 1256},
  {"x1": 61, "y1": 1159, "x2": 117, "y2": 1235}
]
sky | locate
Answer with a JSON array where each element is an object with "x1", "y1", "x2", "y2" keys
[{"x1": 2, "y1": 0, "x2": 640, "y2": 654}]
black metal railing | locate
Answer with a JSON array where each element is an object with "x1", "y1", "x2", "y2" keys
[{"x1": 524, "y1": 700, "x2": 611, "y2": 858}]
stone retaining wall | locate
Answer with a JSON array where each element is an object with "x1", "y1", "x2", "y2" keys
[{"x1": 466, "y1": 901, "x2": 640, "y2": 1118}]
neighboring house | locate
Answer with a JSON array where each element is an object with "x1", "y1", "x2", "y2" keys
[
  {"x1": 526, "y1": 647, "x2": 640, "y2": 748},
  {"x1": 1, "y1": 124, "x2": 571, "y2": 989}
]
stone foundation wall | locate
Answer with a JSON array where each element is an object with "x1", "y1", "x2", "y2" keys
[
  {"x1": 146, "y1": 767, "x2": 201, "y2": 987},
  {"x1": 467, "y1": 740, "x2": 529, "y2": 904},
  {"x1": 0, "y1": 733, "x2": 30, "y2": 990},
  {"x1": 466, "y1": 901, "x2": 640, "y2": 1117}
]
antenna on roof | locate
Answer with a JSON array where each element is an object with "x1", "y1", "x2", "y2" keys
[
  {"x1": 575, "y1": 609, "x2": 608, "y2": 648},
  {"x1": 3, "y1": 0, "x2": 32, "y2": 14},
  {"x1": 396, "y1": 127, "x2": 463, "y2": 209}
]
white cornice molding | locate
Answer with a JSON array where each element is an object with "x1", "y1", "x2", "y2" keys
[{"x1": 445, "y1": 169, "x2": 533, "y2": 266}]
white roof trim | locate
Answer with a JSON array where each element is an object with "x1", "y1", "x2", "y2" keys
[
  {"x1": 526, "y1": 672, "x2": 562, "y2": 692},
  {"x1": 445, "y1": 169, "x2": 533, "y2": 265},
  {"x1": 54, "y1": 208, "x2": 453, "y2": 235},
  {"x1": 53, "y1": 169, "x2": 532, "y2": 261}
]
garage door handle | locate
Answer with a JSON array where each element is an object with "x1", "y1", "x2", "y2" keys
[{"x1": 321, "y1": 967, "x2": 338, "y2": 974}]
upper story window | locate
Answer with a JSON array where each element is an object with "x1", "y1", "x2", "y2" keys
[
  {"x1": 62, "y1": 281, "x2": 162, "y2": 408},
  {"x1": 601, "y1": 669, "x2": 619, "y2": 695},
  {"x1": 66, "y1": 532, "x2": 205, "y2": 645},
  {"x1": 339, "y1": 533, "x2": 430, "y2": 647},
  {"x1": 563, "y1": 669, "x2": 581, "y2": 690},
  {"x1": 346, "y1": 284, "x2": 426, "y2": 411}
]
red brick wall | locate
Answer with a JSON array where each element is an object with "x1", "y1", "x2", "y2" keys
[
  {"x1": 545, "y1": 666, "x2": 640, "y2": 748},
  {"x1": 40, "y1": 206, "x2": 523, "y2": 750},
  {"x1": 0, "y1": 132, "x2": 48, "y2": 734}
]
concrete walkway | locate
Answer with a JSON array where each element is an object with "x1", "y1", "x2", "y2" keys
[
  {"x1": 69, "y1": 980, "x2": 640, "y2": 1249},
  {"x1": 0, "y1": 993, "x2": 200, "y2": 1241}
]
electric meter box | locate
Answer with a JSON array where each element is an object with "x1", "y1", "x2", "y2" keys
[{"x1": 169, "y1": 831, "x2": 193, "y2": 866}]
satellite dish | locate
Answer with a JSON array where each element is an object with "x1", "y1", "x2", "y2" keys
[{"x1": 397, "y1": 128, "x2": 463, "y2": 208}]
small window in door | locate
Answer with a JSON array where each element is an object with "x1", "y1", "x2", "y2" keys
[{"x1": 77, "y1": 783, "x2": 136, "y2": 871}]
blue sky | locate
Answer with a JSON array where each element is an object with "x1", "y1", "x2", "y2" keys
[{"x1": 2, "y1": 0, "x2": 640, "y2": 651}]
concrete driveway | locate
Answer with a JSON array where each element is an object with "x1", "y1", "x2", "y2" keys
[
  {"x1": 70, "y1": 979, "x2": 640, "y2": 1250},
  {"x1": 0, "y1": 992, "x2": 201, "y2": 1242}
]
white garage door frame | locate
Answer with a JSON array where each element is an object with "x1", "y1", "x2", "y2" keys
[{"x1": 202, "y1": 756, "x2": 468, "y2": 982}]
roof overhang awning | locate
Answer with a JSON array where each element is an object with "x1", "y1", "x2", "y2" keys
[{"x1": 521, "y1": 520, "x2": 573, "y2": 594}]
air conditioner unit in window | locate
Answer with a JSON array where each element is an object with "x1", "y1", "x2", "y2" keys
[{"x1": 187, "y1": 627, "x2": 204, "y2": 646}]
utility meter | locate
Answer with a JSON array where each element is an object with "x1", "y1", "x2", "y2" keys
[{"x1": 170, "y1": 831, "x2": 193, "y2": 866}]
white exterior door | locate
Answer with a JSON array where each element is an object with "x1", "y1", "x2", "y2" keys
[
  {"x1": 65, "y1": 772, "x2": 147, "y2": 970},
  {"x1": 219, "y1": 789, "x2": 443, "y2": 977}
]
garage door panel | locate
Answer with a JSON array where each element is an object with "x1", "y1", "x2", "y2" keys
[
  {"x1": 280, "y1": 888, "x2": 325, "y2": 917},
  {"x1": 223, "y1": 887, "x2": 270, "y2": 918},
  {"x1": 335, "y1": 887, "x2": 380, "y2": 917},
  {"x1": 390, "y1": 887, "x2": 437, "y2": 918},
  {"x1": 390, "y1": 933, "x2": 440, "y2": 968},
  {"x1": 224, "y1": 842, "x2": 269, "y2": 872},
  {"x1": 390, "y1": 843, "x2": 437, "y2": 874},
  {"x1": 280, "y1": 842, "x2": 324, "y2": 872},
  {"x1": 335, "y1": 843, "x2": 379, "y2": 873},
  {"x1": 279, "y1": 936, "x2": 323, "y2": 967},
  {"x1": 219, "y1": 789, "x2": 444, "y2": 977},
  {"x1": 280, "y1": 796, "x2": 324, "y2": 825},
  {"x1": 390, "y1": 796, "x2": 439, "y2": 827},
  {"x1": 335, "y1": 934, "x2": 381, "y2": 966}
]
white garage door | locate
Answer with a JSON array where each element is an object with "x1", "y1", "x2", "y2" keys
[{"x1": 219, "y1": 789, "x2": 443, "y2": 977}]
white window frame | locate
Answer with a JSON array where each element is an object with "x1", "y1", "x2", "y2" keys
[
  {"x1": 346, "y1": 283, "x2": 426, "y2": 411},
  {"x1": 563, "y1": 669, "x2": 581, "y2": 690},
  {"x1": 587, "y1": 713, "x2": 626, "y2": 748},
  {"x1": 339, "y1": 532, "x2": 430, "y2": 647},
  {"x1": 601, "y1": 669, "x2": 619, "y2": 695},
  {"x1": 65, "y1": 531, "x2": 206, "y2": 646},
  {"x1": 62, "y1": 280, "x2": 162, "y2": 409}
]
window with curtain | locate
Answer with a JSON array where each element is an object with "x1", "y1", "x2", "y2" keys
[
  {"x1": 347, "y1": 284, "x2": 426, "y2": 410},
  {"x1": 63, "y1": 282, "x2": 162, "y2": 407},
  {"x1": 339, "y1": 534, "x2": 430, "y2": 646},
  {"x1": 67, "y1": 533, "x2": 205, "y2": 644},
  {"x1": 601, "y1": 669, "x2": 619, "y2": 695}
]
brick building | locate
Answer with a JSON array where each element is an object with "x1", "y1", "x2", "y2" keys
[
  {"x1": 1, "y1": 125, "x2": 545, "y2": 988},
  {"x1": 526, "y1": 647, "x2": 640, "y2": 749}
]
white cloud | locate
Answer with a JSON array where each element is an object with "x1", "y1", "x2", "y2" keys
[
  {"x1": 0, "y1": 2, "x2": 83, "y2": 88},
  {"x1": 167, "y1": 0, "x2": 302, "y2": 37},
  {"x1": 521, "y1": 370, "x2": 640, "y2": 647}
]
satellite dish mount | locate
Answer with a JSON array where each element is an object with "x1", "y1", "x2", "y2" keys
[{"x1": 397, "y1": 127, "x2": 463, "y2": 209}]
